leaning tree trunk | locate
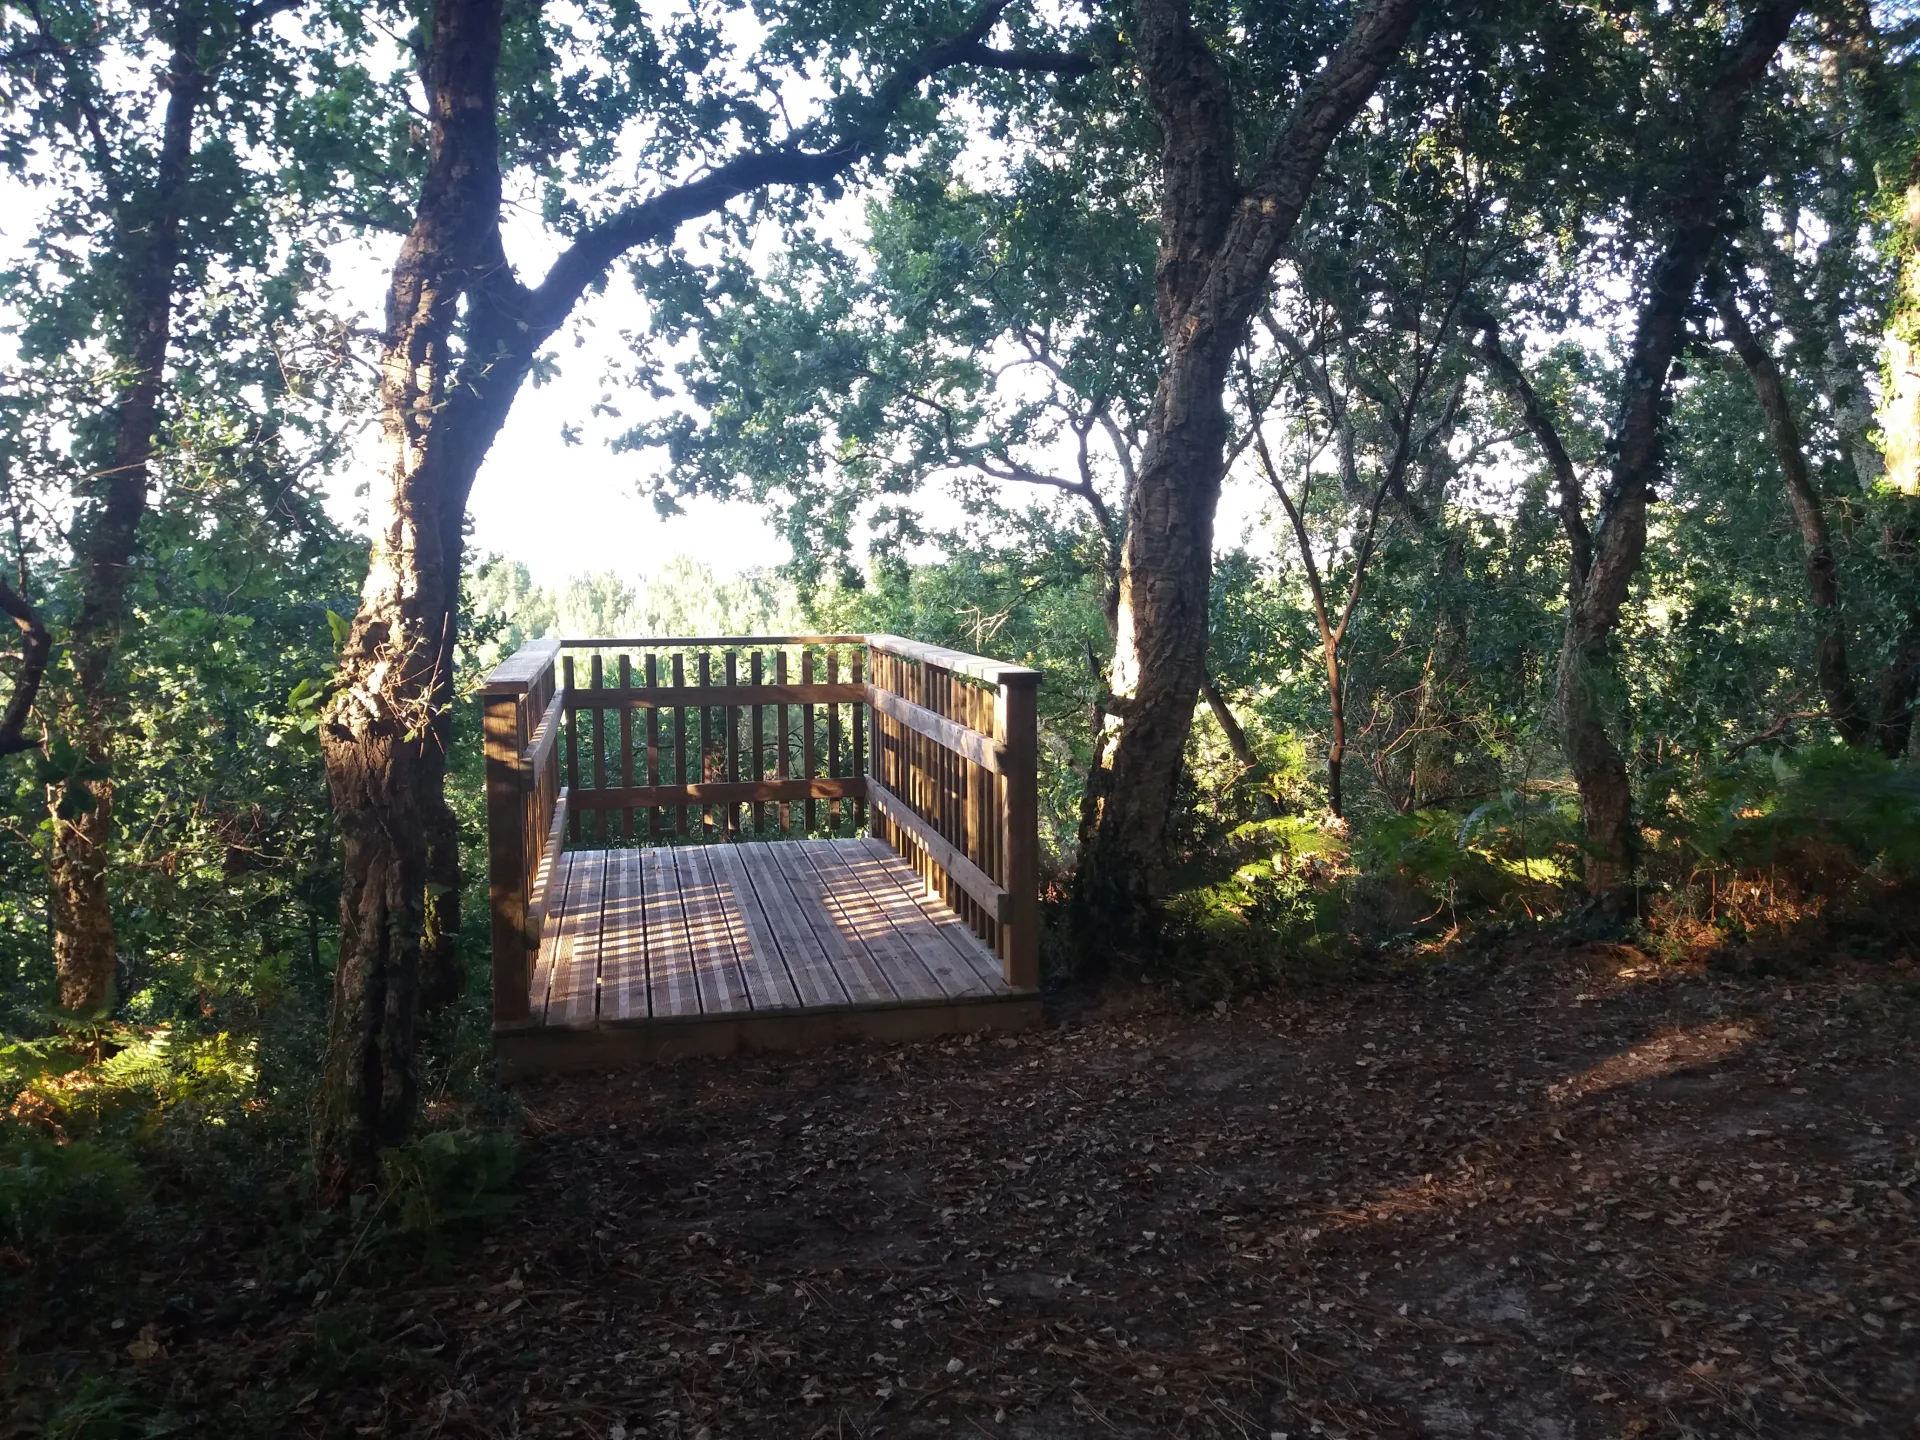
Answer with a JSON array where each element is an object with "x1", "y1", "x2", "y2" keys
[
  {"x1": 47, "y1": 30, "x2": 208, "y2": 1015},
  {"x1": 1553, "y1": 0, "x2": 1799, "y2": 906},
  {"x1": 1074, "y1": 0, "x2": 1425, "y2": 954},
  {"x1": 314, "y1": 0, "x2": 510, "y2": 1199},
  {"x1": 1712, "y1": 273, "x2": 1869, "y2": 744}
]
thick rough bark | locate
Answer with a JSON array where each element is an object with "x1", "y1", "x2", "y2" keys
[
  {"x1": 1074, "y1": 0, "x2": 1424, "y2": 950},
  {"x1": 315, "y1": 0, "x2": 510, "y2": 1199},
  {"x1": 311, "y1": 0, "x2": 1100, "y2": 1195},
  {"x1": 47, "y1": 20, "x2": 209, "y2": 1015},
  {"x1": 1711, "y1": 273, "x2": 1869, "y2": 745},
  {"x1": 0, "y1": 576, "x2": 49, "y2": 757},
  {"x1": 1554, "y1": 0, "x2": 1800, "y2": 904}
]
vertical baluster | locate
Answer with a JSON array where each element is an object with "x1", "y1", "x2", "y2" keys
[
  {"x1": 590, "y1": 653, "x2": 606, "y2": 847},
  {"x1": 802, "y1": 647, "x2": 817, "y2": 835},
  {"x1": 826, "y1": 650, "x2": 841, "y2": 832},
  {"x1": 776, "y1": 650, "x2": 791, "y2": 836},
  {"x1": 751, "y1": 650, "x2": 766, "y2": 836},
  {"x1": 672, "y1": 653, "x2": 688, "y2": 839},
  {"x1": 697, "y1": 651, "x2": 713, "y2": 840},
  {"x1": 618, "y1": 654, "x2": 634, "y2": 843},
  {"x1": 645, "y1": 652, "x2": 661, "y2": 842},
  {"x1": 851, "y1": 647, "x2": 866, "y2": 834},
  {"x1": 725, "y1": 650, "x2": 740, "y2": 838},
  {"x1": 563, "y1": 654, "x2": 579, "y2": 843}
]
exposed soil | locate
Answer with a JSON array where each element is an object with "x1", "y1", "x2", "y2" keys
[{"x1": 57, "y1": 950, "x2": 1920, "y2": 1437}]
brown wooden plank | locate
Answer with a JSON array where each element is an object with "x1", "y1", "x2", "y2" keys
[
  {"x1": 589, "y1": 655, "x2": 606, "y2": 846},
  {"x1": 675, "y1": 844, "x2": 753, "y2": 1016},
  {"x1": 485, "y1": 690, "x2": 532, "y2": 1026},
  {"x1": 775, "y1": 651, "x2": 791, "y2": 836},
  {"x1": 706, "y1": 843, "x2": 803, "y2": 1011},
  {"x1": 849, "y1": 837, "x2": 1007, "y2": 991},
  {"x1": 521, "y1": 688, "x2": 566, "y2": 779},
  {"x1": 601, "y1": 848, "x2": 646, "y2": 1021},
  {"x1": 644, "y1": 653, "x2": 661, "y2": 841},
  {"x1": 865, "y1": 633, "x2": 1039, "y2": 686},
  {"x1": 765, "y1": 839, "x2": 898, "y2": 1005},
  {"x1": 997, "y1": 673, "x2": 1040, "y2": 988},
  {"x1": 671, "y1": 654, "x2": 688, "y2": 838},
  {"x1": 697, "y1": 652, "x2": 714, "y2": 840},
  {"x1": 481, "y1": 636, "x2": 562, "y2": 693},
  {"x1": 802, "y1": 649, "x2": 818, "y2": 834},
  {"x1": 618, "y1": 654, "x2": 634, "y2": 841},
  {"x1": 862, "y1": 682, "x2": 1007, "y2": 774},
  {"x1": 642, "y1": 845, "x2": 701, "y2": 1018},
  {"x1": 568, "y1": 776, "x2": 867, "y2": 809},
  {"x1": 563, "y1": 655, "x2": 579, "y2": 843},
  {"x1": 827, "y1": 650, "x2": 842, "y2": 831},
  {"x1": 750, "y1": 651, "x2": 766, "y2": 835},
  {"x1": 804, "y1": 840, "x2": 976, "y2": 1000},
  {"x1": 724, "y1": 652, "x2": 740, "y2": 836},
  {"x1": 735, "y1": 842, "x2": 849, "y2": 1008},
  {"x1": 550, "y1": 849, "x2": 609, "y2": 1025},
  {"x1": 529, "y1": 851, "x2": 572, "y2": 1023},
  {"x1": 851, "y1": 647, "x2": 866, "y2": 833}
]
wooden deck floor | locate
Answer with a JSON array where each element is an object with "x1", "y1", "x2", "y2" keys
[{"x1": 496, "y1": 838, "x2": 1040, "y2": 1074}]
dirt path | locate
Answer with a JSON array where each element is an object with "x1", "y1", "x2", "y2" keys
[{"x1": 214, "y1": 954, "x2": 1920, "y2": 1436}]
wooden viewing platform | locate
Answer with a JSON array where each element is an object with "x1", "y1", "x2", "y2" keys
[{"x1": 482, "y1": 634, "x2": 1042, "y2": 1076}]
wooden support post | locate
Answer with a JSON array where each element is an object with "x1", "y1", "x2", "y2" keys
[
  {"x1": 725, "y1": 650, "x2": 740, "y2": 837},
  {"x1": 485, "y1": 689, "x2": 531, "y2": 1024},
  {"x1": 776, "y1": 650, "x2": 792, "y2": 836},
  {"x1": 618, "y1": 654, "x2": 634, "y2": 842},
  {"x1": 590, "y1": 653, "x2": 605, "y2": 847},
  {"x1": 698, "y1": 651, "x2": 714, "y2": 840},
  {"x1": 997, "y1": 672, "x2": 1040, "y2": 988},
  {"x1": 827, "y1": 650, "x2": 842, "y2": 832},
  {"x1": 645, "y1": 652, "x2": 661, "y2": 842},
  {"x1": 751, "y1": 650, "x2": 766, "y2": 836},
  {"x1": 802, "y1": 648, "x2": 818, "y2": 835},
  {"x1": 672, "y1": 653, "x2": 688, "y2": 839},
  {"x1": 563, "y1": 654, "x2": 579, "y2": 843},
  {"x1": 851, "y1": 647, "x2": 866, "y2": 833}
]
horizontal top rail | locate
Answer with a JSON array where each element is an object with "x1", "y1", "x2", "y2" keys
[
  {"x1": 480, "y1": 636, "x2": 562, "y2": 693},
  {"x1": 867, "y1": 634, "x2": 1039, "y2": 687},
  {"x1": 556, "y1": 634, "x2": 866, "y2": 649}
]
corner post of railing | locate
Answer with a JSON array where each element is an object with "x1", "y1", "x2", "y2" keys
[
  {"x1": 865, "y1": 638, "x2": 886, "y2": 841},
  {"x1": 995, "y1": 666, "x2": 1040, "y2": 989},
  {"x1": 482, "y1": 639, "x2": 556, "y2": 1026}
]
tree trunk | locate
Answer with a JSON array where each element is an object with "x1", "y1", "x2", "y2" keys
[
  {"x1": 1554, "y1": 0, "x2": 1799, "y2": 906},
  {"x1": 47, "y1": 21, "x2": 209, "y2": 1015},
  {"x1": 1199, "y1": 669, "x2": 1258, "y2": 772},
  {"x1": 1711, "y1": 273, "x2": 1869, "y2": 744},
  {"x1": 1074, "y1": 0, "x2": 1424, "y2": 952},
  {"x1": 315, "y1": 0, "x2": 511, "y2": 1200}
]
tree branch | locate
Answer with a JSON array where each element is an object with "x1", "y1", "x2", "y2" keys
[{"x1": 0, "y1": 575, "x2": 50, "y2": 757}]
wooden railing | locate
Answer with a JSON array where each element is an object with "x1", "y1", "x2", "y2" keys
[
  {"x1": 865, "y1": 635, "x2": 1038, "y2": 990},
  {"x1": 481, "y1": 633, "x2": 1040, "y2": 1024},
  {"x1": 481, "y1": 637, "x2": 566, "y2": 1025}
]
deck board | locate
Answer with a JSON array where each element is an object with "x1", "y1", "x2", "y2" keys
[
  {"x1": 642, "y1": 845, "x2": 701, "y2": 1018},
  {"x1": 827, "y1": 838, "x2": 995, "y2": 997},
  {"x1": 735, "y1": 842, "x2": 849, "y2": 1009},
  {"x1": 707, "y1": 843, "x2": 803, "y2": 1012},
  {"x1": 509, "y1": 840, "x2": 1035, "y2": 1071},
  {"x1": 601, "y1": 848, "x2": 645, "y2": 1021},
  {"x1": 847, "y1": 837, "x2": 1008, "y2": 991}
]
